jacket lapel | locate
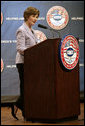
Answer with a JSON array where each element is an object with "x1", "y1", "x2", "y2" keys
[{"x1": 23, "y1": 22, "x2": 35, "y2": 39}]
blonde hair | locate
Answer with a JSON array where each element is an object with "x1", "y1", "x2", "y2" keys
[{"x1": 23, "y1": 7, "x2": 40, "y2": 22}]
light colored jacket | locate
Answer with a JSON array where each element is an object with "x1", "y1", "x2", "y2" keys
[{"x1": 16, "y1": 22, "x2": 38, "y2": 64}]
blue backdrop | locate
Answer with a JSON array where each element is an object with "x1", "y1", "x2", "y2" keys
[{"x1": 1, "y1": 1, "x2": 84, "y2": 103}]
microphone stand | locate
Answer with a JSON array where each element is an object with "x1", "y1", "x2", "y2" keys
[
  {"x1": 38, "y1": 24, "x2": 61, "y2": 38},
  {"x1": 48, "y1": 28, "x2": 61, "y2": 38},
  {"x1": 47, "y1": 29, "x2": 54, "y2": 38}
]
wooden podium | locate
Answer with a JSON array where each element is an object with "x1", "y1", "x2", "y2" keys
[{"x1": 24, "y1": 38, "x2": 80, "y2": 121}]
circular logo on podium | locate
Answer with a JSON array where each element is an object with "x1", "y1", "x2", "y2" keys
[
  {"x1": 1, "y1": 12, "x2": 3, "y2": 25},
  {"x1": 46, "y1": 6, "x2": 69, "y2": 30},
  {"x1": 60, "y1": 35, "x2": 79, "y2": 70},
  {"x1": 34, "y1": 30, "x2": 47, "y2": 43},
  {"x1": 1, "y1": 58, "x2": 4, "y2": 72}
]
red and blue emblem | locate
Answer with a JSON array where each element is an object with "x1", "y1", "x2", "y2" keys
[
  {"x1": 46, "y1": 6, "x2": 69, "y2": 30},
  {"x1": 1, "y1": 12, "x2": 3, "y2": 25},
  {"x1": 1, "y1": 58, "x2": 4, "y2": 72},
  {"x1": 60, "y1": 35, "x2": 79, "y2": 70}
]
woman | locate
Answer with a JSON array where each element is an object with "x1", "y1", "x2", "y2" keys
[{"x1": 11, "y1": 6, "x2": 40, "y2": 120}]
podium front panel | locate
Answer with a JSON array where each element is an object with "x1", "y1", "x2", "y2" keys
[
  {"x1": 24, "y1": 38, "x2": 80, "y2": 120},
  {"x1": 24, "y1": 39, "x2": 57, "y2": 119}
]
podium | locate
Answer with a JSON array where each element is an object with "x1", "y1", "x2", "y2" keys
[{"x1": 24, "y1": 38, "x2": 80, "y2": 121}]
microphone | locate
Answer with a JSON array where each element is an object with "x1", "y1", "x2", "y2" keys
[
  {"x1": 38, "y1": 24, "x2": 61, "y2": 38},
  {"x1": 38, "y1": 24, "x2": 48, "y2": 29}
]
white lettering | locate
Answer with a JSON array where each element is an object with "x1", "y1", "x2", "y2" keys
[
  {"x1": 71, "y1": 17, "x2": 84, "y2": 20},
  {"x1": 6, "y1": 17, "x2": 45, "y2": 21},
  {"x1": 6, "y1": 65, "x2": 16, "y2": 68},
  {"x1": 79, "y1": 39, "x2": 84, "y2": 43},
  {"x1": 79, "y1": 64, "x2": 84, "y2": 66},
  {"x1": 1, "y1": 40, "x2": 17, "y2": 43}
]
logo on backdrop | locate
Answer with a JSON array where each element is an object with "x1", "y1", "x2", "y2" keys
[
  {"x1": 46, "y1": 6, "x2": 69, "y2": 30},
  {"x1": 34, "y1": 30, "x2": 47, "y2": 43},
  {"x1": 1, "y1": 58, "x2": 4, "y2": 72},
  {"x1": 60, "y1": 35, "x2": 79, "y2": 70},
  {"x1": 1, "y1": 12, "x2": 3, "y2": 25}
]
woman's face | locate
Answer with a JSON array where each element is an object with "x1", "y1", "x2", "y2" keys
[{"x1": 27, "y1": 14, "x2": 38, "y2": 26}]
